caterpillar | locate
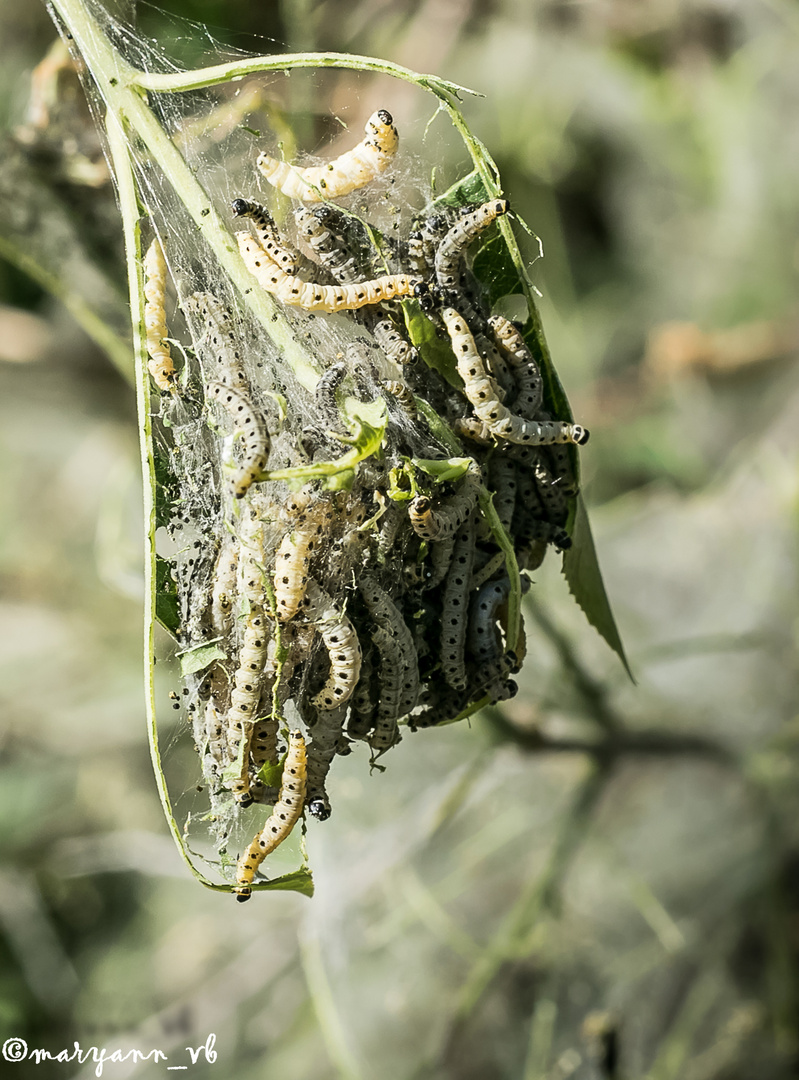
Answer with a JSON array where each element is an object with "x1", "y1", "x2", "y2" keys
[
  {"x1": 182, "y1": 291, "x2": 247, "y2": 389},
  {"x1": 487, "y1": 455, "x2": 517, "y2": 536},
  {"x1": 143, "y1": 237, "x2": 177, "y2": 392},
  {"x1": 303, "y1": 578, "x2": 362, "y2": 710},
  {"x1": 359, "y1": 575, "x2": 419, "y2": 752},
  {"x1": 442, "y1": 308, "x2": 589, "y2": 446},
  {"x1": 237, "y1": 232, "x2": 430, "y2": 313},
  {"x1": 406, "y1": 212, "x2": 454, "y2": 276},
  {"x1": 368, "y1": 310, "x2": 419, "y2": 367},
  {"x1": 256, "y1": 109, "x2": 399, "y2": 202},
  {"x1": 314, "y1": 362, "x2": 347, "y2": 432},
  {"x1": 347, "y1": 644, "x2": 376, "y2": 741},
  {"x1": 273, "y1": 494, "x2": 330, "y2": 622},
  {"x1": 434, "y1": 199, "x2": 510, "y2": 292},
  {"x1": 488, "y1": 315, "x2": 543, "y2": 419},
  {"x1": 408, "y1": 461, "x2": 482, "y2": 542},
  {"x1": 512, "y1": 463, "x2": 571, "y2": 550},
  {"x1": 207, "y1": 382, "x2": 270, "y2": 498},
  {"x1": 440, "y1": 515, "x2": 477, "y2": 691},
  {"x1": 383, "y1": 379, "x2": 416, "y2": 418},
  {"x1": 231, "y1": 198, "x2": 302, "y2": 272},
  {"x1": 234, "y1": 730, "x2": 307, "y2": 901},
  {"x1": 305, "y1": 705, "x2": 346, "y2": 821},
  {"x1": 467, "y1": 577, "x2": 525, "y2": 703},
  {"x1": 226, "y1": 607, "x2": 270, "y2": 806},
  {"x1": 211, "y1": 535, "x2": 239, "y2": 635},
  {"x1": 294, "y1": 204, "x2": 372, "y2": 285}
]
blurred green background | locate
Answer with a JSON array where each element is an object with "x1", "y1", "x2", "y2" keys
[{"x1": 1, "y1": 1, "x2": 798, "y2": 1078}]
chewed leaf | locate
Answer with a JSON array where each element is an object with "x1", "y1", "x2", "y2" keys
[
  {"x1": 251, "y1": 866, "x2": 314, "y2": 897},
  {"x1": 179, "y1": 641, "x2": 227, "y2": 677},
  {"x1": 563, "y1": 495, "x2": 634, "y2": 681},
  {"x1": 472, "y1": 232, "x2": 525, "y2": 307},
  {"x1": 155, "y1": 555, "x2": 179, "y2": 637},
  {"x1": 432, "y1": 168, "x2": 491, "y2": 209}
]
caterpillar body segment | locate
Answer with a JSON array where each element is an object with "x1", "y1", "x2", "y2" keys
[
  {"x1": 383, "y1": 379, "x2": 416, "y2": 418},
  {"x1": 442, "y1": 308, "x2": 589, "y2": 446},
  {"x1": 182, "y1": 291, "x2": 247, "y2": 388},
  {"x1": 434, "y1": 199, "x2": 510, "y2": 292},
  {"x1": 207, "y1": 382, "x2": 270, "y2": 498},
  {"x1": 314, "y1": 362, "x2": 347, "y2": 431},
  {"x1": 303, "y1": 578, "x2": 362, "y2": 710},
  {"x1": 468, "y1": 577, "x2": 510, "y2": 663},
  {"x1": 305, "y1": 705, "x2": 347, "y2": 820},
  {"x1": 211, "y1": 535, "x2": 239, "y2": 635},
  {"x1": 407, "y1": 212, "x2": 454, "y2": 276},
  {"x1": 440, "y1": 515, "x2": 477, "y2": 692},
  {"x1": 488, "y1": 315, "x2": 543, "y2": 419},
  {"x1": 488, "y1": 455, "x2": 518, "y2": 535},
  {"x1": 225, "y1": 607, "x2": 270, "y2": 806},
  {"x1": 238, "y1": 233, "x2": 428, "y2": 313},
  {"x1": 359, "y1": 575, "x2": 419, "y2": 752},
  {"x1": 234, "y1": 730, "x2": 307, "y2": 901},
  {"x1": 232, "y1": 197, "x2": 301, "y2": 272},
  {"x1": 294, "y1": 204, "x2": 372, "y2": 285},
  {"x1": 273, "y1": 495, "x2": 332, "y2": 623},
  {"x1": 143, "y1": 238, "x2": 177, "y2": 392},
  {"x1": 256, "y1": 109, "x2": 399, "y2": 202},
  {"x1": 408, "y1": 462, "x2": 482, "y2": 542},
  {"x1": 368, "y1": 310, "x2": 419, "y2": 367},
  {"x1": 347, "y1": 645, "x2": 376, "y2": 741}
]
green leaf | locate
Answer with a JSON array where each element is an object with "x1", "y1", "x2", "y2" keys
[
  {"x1": 256, "y1": 757, "x2": 285, "y2": 787},
  {"x1": 178, "y1": 641, "x2": 227, "y2": 677},
  {"x1": 473, "y1": 232, "x2": 525, "y2": 307},
  {"x1": 562, "y1": 495, "x2": 634, "y2": 681},
  {"x1": 258, "y1": 397, "x2": 387, "y2": 489},
  {"x1": 403, "y1": 299, "x2": 461, "y2": 388},
  {"x1": 155, "y1": 555, "x2": 180, "y2": 637},
  {"x1": 431, "y1": 168, "x2": 490, "y2": 209},
  {"x1": 413, "y1": 456, "x2": 473, "y2": 482},
  {"x1": 250, "y1": 866, "x2": 315, "y2": 898}
]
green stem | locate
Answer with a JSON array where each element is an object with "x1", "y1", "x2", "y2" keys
[
  {"x1": 131, "y1": 50, "x2": 478, "y2": 100},
  {"x1": 105, "y1": 110, "x2": 228, "y2": 892}
]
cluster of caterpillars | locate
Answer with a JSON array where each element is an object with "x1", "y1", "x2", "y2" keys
[{"x1": 148, "y1": 108, "x2": 589, "y2": 899}]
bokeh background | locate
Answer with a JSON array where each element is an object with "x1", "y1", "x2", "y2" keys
[{"x1": 1, "y1": 1, "x2": 799, "y2": 1077}]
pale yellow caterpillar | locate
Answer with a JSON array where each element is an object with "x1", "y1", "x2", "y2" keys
[
  {"x1": 211, "y1": 535, "x2": 239, "y2": 635},
  {"x1": 234, "y1": 730, "x2": 307, "y2": 901},
  {"x1": 207, "y1": 381, "x2": 270, "y2": 499},
  {"x1": 408, "y1": 461, "x2": 482, "y2": 542},
  {"x1": 273, "y1": 494, "x2": 328, "y2": 623},
  {"x1": 143, "y1": 237, "x2": 177, "y2": 392},
  {"x1": 442, "y1": 308, "x2": 589, "y2": 446},
  {"x1": 303, "y1": 578, "x2": 362, "y2": 711},
  {"x1": 237, "y1": 233, "x2": 428, "y2": 313},
  {"x1": 256, "y1": 109, "x2": 399, "y2": 202},
  {"x1": 434, "y1": 199, "x2": 510, "y2": 291},
  {"x1": 231, "y1": 198, "x2": 301, "y2": 272}
]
